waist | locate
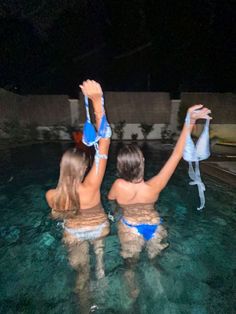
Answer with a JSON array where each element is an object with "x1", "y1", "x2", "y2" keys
[
  {"x1": 79, "y1": 202, "x2": 103, "y2": 212},
  {"x1": 65, "y1": 203, "x2": 108, "y2": 228},
  {"x1": 118, "y1": 202, "x2": 155, "y2": 210},
  {"x1": 118, "y1": 202, "x2": 159, "y2": 224}
]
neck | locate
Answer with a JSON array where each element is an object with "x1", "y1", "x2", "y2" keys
[{"x1": 131, "y1": 178, "x2": 144, "y2": 184}]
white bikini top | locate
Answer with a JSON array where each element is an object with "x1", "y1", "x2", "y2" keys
[{"x1": 183, "y1": 113, "x2": 211, "y2": 210}]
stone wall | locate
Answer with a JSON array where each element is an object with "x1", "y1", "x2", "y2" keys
[
  {"x1": 0, "y1": 89, "x2": 235, "y2": 141},
  {"x1": 181, "y1": 93, "x2": 236, "y2": 142},
  {"x1": 78, "y1": 92, "x2": 171, "y2": 124},
  {"x1": 181, "y1": 92, "x2": 236, "y2": 124},
  {"x1": 77, "y1": 92, "x2": 172, "y2": 140},
  {"x1": 0, "y1": 89, "x2": 71, "y2": 126}
]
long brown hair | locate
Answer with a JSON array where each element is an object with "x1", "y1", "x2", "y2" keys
[{"x1": 53, "y1": 148, "x2": 89, "y2": 212}]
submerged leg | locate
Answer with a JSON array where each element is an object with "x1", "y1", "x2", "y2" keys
[
  {"x1": 67, "y1": 240, "x2": 91, "y2": 313},
  {"x1": 123, "y1": 257, "x2": 140, "y2": 301},
  {"x1": 67, "y1": 240, "x2": 90, "y2": 272},
  {"x1": 118, "y1": 221, "x2": 145, "y2": 260},
  {"x1": 146, "y1": 225, "x2": 169, "y2": 259},
  {"x1": 92, "y1": 238, "x2": 105, "y2": 279},
  {"x1": 68, "y1": 241, "x2": 90, "y2": 291},
  {"x1": 118, "y1": 222, "x2": 144, "y2": 303}
]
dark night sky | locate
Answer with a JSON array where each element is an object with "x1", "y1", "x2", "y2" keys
[{"x1": 0, "y1": 0, "x2": 235, "y2": 96}]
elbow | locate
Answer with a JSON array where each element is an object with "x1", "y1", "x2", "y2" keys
[
  {"x1": 108, "y1": 192, "x2": 115, "y2": 201},
  {"x1": 107, "y1": 194, "x2": 113, "y2": 201}
]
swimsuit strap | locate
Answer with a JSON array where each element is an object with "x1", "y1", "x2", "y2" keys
[
  {"x1": 82, "y1": 96, "x2": 98, "y2": 147},
  {"x1": 85, "y1": 95, "x2": 106, "y2": 125},
  {"x1": 184, "y1": 112, "x2": 210, "y2": 161},
  {"x1": 121, "y1": 217, "x2": 163, "y2": 227},
  {"x1": 183, "y1": 111, "x2": 210, "y2": 210},
  {"x1": 94, "y1": 142, "x2": 108, "y2": 174},
  {"x1": 84, "y1": 96, "x2": 91, "y2": 123},
  {"x1": 188, "y1": 161, "x2": 206, "y2": 210},
  {"x1": 121, "y1": 217, "x2": 134, "y2": 227},
  {"x1": 82, "y1": 96, "x2": 111, "y2": 173}
]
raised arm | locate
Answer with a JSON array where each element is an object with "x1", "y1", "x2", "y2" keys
[
  {"x1": 80, "y1": 80, "x2": 110, "y2": 189},
  {"x1": 147, "y1": 104, "x2": 211, "y2": 192}
]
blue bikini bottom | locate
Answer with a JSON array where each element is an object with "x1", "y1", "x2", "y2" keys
[{"x1": 121, "y1": 217, "x2": 163, "y2": 241}]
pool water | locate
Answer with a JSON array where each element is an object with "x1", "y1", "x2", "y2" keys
[{"x1": 0, "y1": 143, "x2": 235, "y2": 314}]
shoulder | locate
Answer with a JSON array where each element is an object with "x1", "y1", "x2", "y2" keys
[
  {"x1": 108, "y1": 178, "x2": 129, "y2": 200},
  {"x1": 113, "y1": 178, "x2": 129, "y2": 189}
]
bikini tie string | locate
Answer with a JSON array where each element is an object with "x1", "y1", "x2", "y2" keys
[
  {"x1": 94, "y1": 143, "x2": 108, "y2": 174},
  {"x1": 183, "y1": 111, "x2": 211, "y2": 210},
  {"x1": 188, "y1": 161, "x2": 206, "y2": 210},
  {"x1": 82, "y1": 96, "x2": 111, "y2": 173}
]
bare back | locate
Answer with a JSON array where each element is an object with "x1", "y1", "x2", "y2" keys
[
  {"x1": 46, "y1": 182, "x2": 101, "y2": 212},
  {"x1": 108, "y1": 178, "x2": 159, "y2": 205}
]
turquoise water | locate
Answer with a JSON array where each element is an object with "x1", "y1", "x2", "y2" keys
[{"x1": 0, "y1": 143, "x2": 235, "y2": 314}]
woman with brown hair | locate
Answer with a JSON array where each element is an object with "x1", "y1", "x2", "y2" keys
[
  {"x1": 45, "y1": 80, "x2": 110, "y2": 307},
  {"x1": 108, "y1": 104, "x2": 211, "y2": 262}
]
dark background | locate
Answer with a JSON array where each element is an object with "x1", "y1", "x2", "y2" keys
[{"x1": 0, "y1": 0, "x2": 235, "y2": 97}]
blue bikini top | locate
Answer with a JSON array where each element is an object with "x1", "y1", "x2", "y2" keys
[
  {"x1": 82, "y1": 96, "x2": 111, "y2": 172},
  {"x1": 183, "y1": 112, "x2": 210, "y2": 210}
]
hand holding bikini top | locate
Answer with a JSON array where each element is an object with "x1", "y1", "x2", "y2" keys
[{"x1": 183, "y1": 105, "x2": 212, "y2": 210}]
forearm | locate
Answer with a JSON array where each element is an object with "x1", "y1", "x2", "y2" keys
[
  {"x1": 98, "y1": 138, "x2": 110, "y2": 155},
  {"x1": 92, "y1": 99, "x2": 104, "y2": 130},
  {"x1": 172, "y1": 122, "x2": 195, "y2": 158},
  {"x1": 148, "y1": 121, "x2": 195, "y2": 191},
  {"x1": 92, "y1": 97, "x2": 110, "y2": 153}
]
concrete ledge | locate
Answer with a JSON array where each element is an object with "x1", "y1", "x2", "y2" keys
[{"x1": 201, "y1": 161, "x2": 236, "y2": 187}]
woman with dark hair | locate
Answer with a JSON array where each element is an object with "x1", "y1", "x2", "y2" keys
[
  {"x1": 46, "y1": 81, "x2": 110, "y2": 307},
  {"x1": 108, "y1": 105, "x2": 211, "y2": 261}
]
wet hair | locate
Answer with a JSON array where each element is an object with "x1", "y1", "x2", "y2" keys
[
  {"x1": 117, "y1": 144, "x2": 144, "y2": 182},
  {"x1": 53, "y1": 148, "x2": 89, "y2": 212}
]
